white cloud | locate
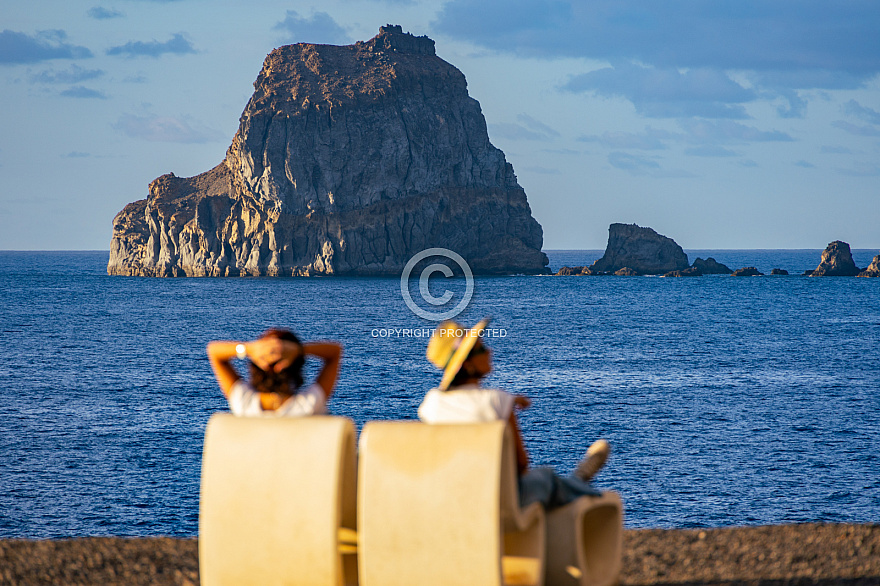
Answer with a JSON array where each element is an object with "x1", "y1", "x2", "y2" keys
[
  {"x1": 489, "y1": 114, "x2": 560, "y2": 142},
  {"x1": 434, "y1": 1, "x2": 880, "y2": 121},
  {"x1": 0, "y1": 29, "x2": 92, "y2": 64},
  {"x1": 106, "y1": 33, "x2": 195, "y2": 58},
  {"x1": 113, "y1": 113, "x2": 225, "y2": 143},
  {"x1": 60, "y1": 85, "x2": 106, "y2": 99},
  {"x1": 607, "y1": 151, "x2": 660, "y2": 172},
  {"x1": 831, "y1": 120, "x2": 880, "y2": 137},
  {"x1": 274, "y1": 10, "x2": 350, "y2": 45},
  {"x1": 564, "y1": 63, "x2": 755, "y2": 119},
  {"x1": 578, "y1": 127, "x2": 676, "y2": 150},
  {"x1": 678, "y1": 119, "x2": 794, "y2": 144},
  {"x1": 842, "y1": 100, "x2": 880, "y2": 125},
  {"x1": 87, "y1": 7, "x2": 124, "y2": 20},
  {"x1": 489, "y1": 123, "x2": 548, "y2": 141},
  {"x1": 684, "y1": 145, "x2": 740, "y2": 157},
  {"x1": 29, "y1": 64, "x2": 104, "y2": 84}
]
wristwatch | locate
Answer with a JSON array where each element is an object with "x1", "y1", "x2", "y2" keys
[{"x1": 235, "y1": 344, "x2": 247, "y2": 359}]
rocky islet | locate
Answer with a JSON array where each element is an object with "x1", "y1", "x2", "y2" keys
[
  {"x1": 809, "y1": 241, "x2": 862, "y2": 277},
  {"x1": 555, "y1": 228, "x2": 877, "y2": 279},
  {"x1": 108, "y1": 26, "x2": 548, "y2": 277}
]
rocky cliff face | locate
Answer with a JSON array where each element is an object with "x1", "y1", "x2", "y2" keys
[
  {"x1": 590, "y1": 223, "x2": 689, "y2": 275},
  {"x1": 858, "y1": 253, "x2": 880, "y2": 277},
  {"x1": 810, "y1": 241, "x2": 861, "y2": 276},
  {"x1": 108, "y1": 26, "x2": 548, "y2": 277}
]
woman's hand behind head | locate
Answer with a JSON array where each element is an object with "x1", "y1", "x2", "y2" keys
[{"x1": 248, "y1": 337, "x2": 302, "y2": 373}]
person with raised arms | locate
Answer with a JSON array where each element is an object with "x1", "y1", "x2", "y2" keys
[{"x1": 207, "y1": 329, "x2": 342, "y2": 417}]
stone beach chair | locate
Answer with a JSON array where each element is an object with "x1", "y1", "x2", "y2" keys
[
  {"x1": 357, "y1": 420, "x2": 623, "y2": 586},
  {"x1": 198, "y1": 416, "x2": 621, "y2": 586},
  {"x1": 199, "y1": 414, "x2": 358, "y2": 585},
  {"x1": 545, "y1": 492, "x2": 623, "y2": 586},
  {"x1": 357, "y1": 420, "x2": 546, "y2": 586}
]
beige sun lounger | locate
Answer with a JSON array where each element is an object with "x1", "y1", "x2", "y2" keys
[
  {"x1": 544, "y1": 491, "x2": 623, "y2": 586},
  {"x1": 199, "y1": 414, "x2": 358, "y2": 586},
  {"x1": 356, "y1": 420, "x2": 545, "y2": 586}
]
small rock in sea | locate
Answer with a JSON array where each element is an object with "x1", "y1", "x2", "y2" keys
[
  {"x1": 731, "y1": 267, "x2": 764, "y2": 276},
  {"x1": 555, "y1": 266, "x2": 595, "y2": 276},
  {"x1": 663, "y1": 266, "x2": 703, "y2": 277},
  {"x1": 770, "y1": 268, "x2": 788, "y2": 275},
  {"x1": 614, "y1": 267, "x2": 639, "y2": 276},
  {"x1": 811, "y1": 241, "x2": 861, "y2": 276},
  {"x1": 802, "y1": 269, "x2": 815, "y2": 276},
  {"x1": 857, "y1": 253, "x2": 880, "y2": 277},
  {"x1": 691, "y1": 257, "x2": 732, "y2": 274}
]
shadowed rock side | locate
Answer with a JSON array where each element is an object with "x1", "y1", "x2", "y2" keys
[
  {"x1": 108, "y1": 26, "x2": 548, "y2": 277},
  {"x1": 590, "y1": 223, "x2": 689, "y2": 275},
  {"x1": 692, "y1": 257, "x2": 732, "y2": 274},
  {"x1": 731, "y1": 267, "x2": 764, "y2": 276},
  {"x1": 811, "y1": 241, "x2": 861, "y2": 277}
]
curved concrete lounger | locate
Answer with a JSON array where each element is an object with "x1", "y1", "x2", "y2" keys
[
  {"x1": 199, "y1": 414, "x2": 358, "y2": 586},
  {"x1": 357, "y1": 421, "x2": 545, "y2": 586},
  {"x1": 545, "y1": 492, "x2": 623, "y2": 586}
]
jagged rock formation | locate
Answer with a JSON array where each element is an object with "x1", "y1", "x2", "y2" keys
[
  {"x1": 858, "y1": 253, "x2": 880, "y2": 277},
  {"x1": 589, "y1": 223, "x2": 689, "y2": 275},
  {"x1": 731, "y1": 267, "x2": 764, "y2": 277},
  {"x1": 664, "y1": 266, "x2": 702, "y2": 277},
  {"x1": 614, "y1": 267, "x2": 639, "y2": 276},
  {"x1": 692, "y1": 257, "x2": 732, "y2": 275},
  {"x1": 555, "y1": 266, "x2": 596, "y2": 276},
  {"x1": 770, "y1": 268, "x2": 789, "y2": 275},
  {"x1": 810, "y1": 241, "x2": 861, "y2": 277},
  {"x1": 108, "y1": 26, "x2": 548, "y2": 277}
]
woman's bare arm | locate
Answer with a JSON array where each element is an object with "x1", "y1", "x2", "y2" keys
[
  {"x1": 305, "y1": 341, "x2": 343, "y2": 398},
  {"x1": 507, "y1": 410, "x2": 530, "y2": 475},
  {"x1": 206, "y1": 341, "x2": 245, "y2": 397}
]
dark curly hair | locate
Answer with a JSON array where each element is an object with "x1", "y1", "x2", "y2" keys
[
  {"x1": 448, "y1": 341, "x2": 488, "y2": 388},
  {"x1": 249, "y1": 329, "x2": 305, "y2": 394}
]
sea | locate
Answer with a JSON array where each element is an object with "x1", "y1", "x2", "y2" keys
[{"x1": 0, "y1": 249, "x2": 878, "y2": 539}]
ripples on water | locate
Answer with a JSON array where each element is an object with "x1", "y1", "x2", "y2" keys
[{"x1": 0, "y1": 250, "x2": 877, "y2": 537}]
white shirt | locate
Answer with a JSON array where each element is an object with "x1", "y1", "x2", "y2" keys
[
  {"x1": 418, "y1": 384, "x2": 515, "y2": 424},
  {"x1": 227, "y1": 380, "x2": 327, "y2": 417}
]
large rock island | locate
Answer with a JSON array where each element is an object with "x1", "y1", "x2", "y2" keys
[{"x1": 108, "y1": 26, "x2": 548, "y2": 276}]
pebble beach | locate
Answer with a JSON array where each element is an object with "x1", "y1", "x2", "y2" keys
[{"x1": 2, "y1": 523, "x2": 878, "y2": 585}]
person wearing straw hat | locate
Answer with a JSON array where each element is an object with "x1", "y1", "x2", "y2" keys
[{"x1": 418, "y1": 318, "x2": 610, "y2": 509}]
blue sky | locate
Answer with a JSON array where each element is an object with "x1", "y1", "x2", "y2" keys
[{"x1": 1, "y1": 1, "x2": 878, "y2": 250}]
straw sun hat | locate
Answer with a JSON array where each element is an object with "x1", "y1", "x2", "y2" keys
[{"x1": 427, "y1": 318, "x2": 490, "y2": 390}]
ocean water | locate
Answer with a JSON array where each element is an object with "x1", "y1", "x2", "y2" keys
[{"x1": 0, "y1": 249, "x2": 878, "y2": 538}]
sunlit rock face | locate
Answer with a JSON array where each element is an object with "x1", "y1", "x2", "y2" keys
[
  {"x1": 858, "y1": 253, "x2": 880, "y2": 277},
  {"x1": 108, "y1": 26, "x2": 548, "y2": 277},
  {"x1": 810, "y1": 241, "x2": 861, "y2": 277}
]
